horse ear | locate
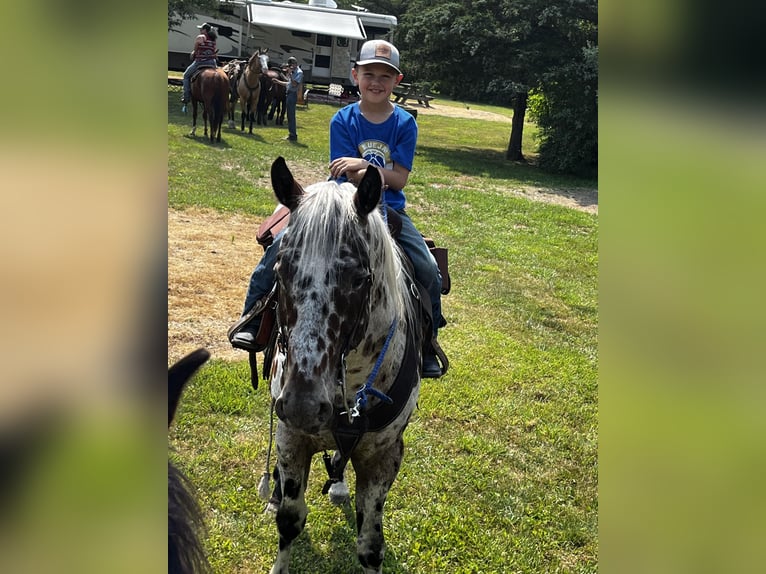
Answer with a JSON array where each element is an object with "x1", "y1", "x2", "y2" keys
[
  {"x1": 168, "y1": 348, "x2": 210, "y2": 427},
  {"x1": 354, "y1": 166, "x2": 383, "y2": 218},
  {"x1": 271, "y1": 157, "x2": 304, "y2": 210}
]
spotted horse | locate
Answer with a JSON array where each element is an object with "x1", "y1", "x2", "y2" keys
[{"x1": 262, "y1": 157, "x2": 424, "y2": 574}]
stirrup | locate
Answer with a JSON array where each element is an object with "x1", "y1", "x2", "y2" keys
[
  {"x1": 228, "y1": 296, "x2": 269, "y2": 342},
  {"x1": 429, "y1": 337, "x2": 449, "y2": 377}
]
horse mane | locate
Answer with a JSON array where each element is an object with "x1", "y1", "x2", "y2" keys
[
  {"x1": 288, "y1": 181, "x2": 416, "y2": 329},
  {"x1": 168, "y1": 460, "x2": 210, "y2": 574}
]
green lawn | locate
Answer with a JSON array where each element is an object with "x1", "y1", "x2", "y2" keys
[{"x1": 168, "y1": 89, "x2": 598, "y2": 573}]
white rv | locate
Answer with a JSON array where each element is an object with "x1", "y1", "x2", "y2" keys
[{"x1": 168, "y1": 0, "x2": 397, "y2": 87}]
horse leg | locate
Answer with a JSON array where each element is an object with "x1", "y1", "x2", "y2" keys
[
  {"x1": 352, "y1": 437, "x2": 405, "y2": 574},
  {"x1": 190, "y1": 101, "x2": 198, "y2": 137},
  {"x1": 327, "y1": 451, "x2": 350, "y2": 506},
  {"x1": 270, "y1": 440, "x2": 311, "y2": 574},
  {"x1": 203, "y1": 103, "x2": 209, "y2": 139}
]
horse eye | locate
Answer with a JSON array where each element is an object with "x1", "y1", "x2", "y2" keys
[{"x1": 351, "y1": 273, "x2": 371, "y2": 291}]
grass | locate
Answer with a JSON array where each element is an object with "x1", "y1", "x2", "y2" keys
[{"x1": 168, "y1": 88, "x2": 597, "y2": 573}]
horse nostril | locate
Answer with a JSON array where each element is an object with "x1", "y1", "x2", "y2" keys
[{"x1": 275, "y1": 397, "x2": 286, "y2": 422}]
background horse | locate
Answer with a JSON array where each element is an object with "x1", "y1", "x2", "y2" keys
[
  {"x1": 265, "y1": 66, "x2": 287, "y2": 125},
  {"x1": 222, "y1": 59, "x2": 245, "y2": 129},
  {"x1": 265, "y1": 157, "x2": 423, "y2": 574},
  {"x1": 238, "y1": 50, "x2": 268, "y2": 133},
  {"x1": 190, "y1": 67, "x2": 229, "y2": 143},
  {"x1": 169, "y1": 348, "x2": 211, "y2": 574}
]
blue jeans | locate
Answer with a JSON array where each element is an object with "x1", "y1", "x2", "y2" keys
[
  {"x1": 286, "y1": 91, "x2": 298, "y2": 139},
  {"x1": 242, "y1": 208, "x2": 443, "y2": 337},
  {"x1": 182, "y1": 59, "x2": 216, "y2": 100}
]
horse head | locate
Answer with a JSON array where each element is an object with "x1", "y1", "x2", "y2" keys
[
  {"x1": 259, "y1": 53, "x2": 270, "y2": 74},
  {"x1": 270, "y1": 157, "x2": 407, "y2": 434}
]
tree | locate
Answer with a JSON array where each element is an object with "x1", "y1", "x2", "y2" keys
[
  {"x1": 168, "y1": 0, "x2": 219, "y2": 31},
  {"x1": 397, "y1": 0, "x2": 597, "y2": 175}
]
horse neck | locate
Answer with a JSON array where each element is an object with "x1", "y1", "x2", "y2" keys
[{"x1": 347, "y1": 223, "x2": 413, "y2": 388}]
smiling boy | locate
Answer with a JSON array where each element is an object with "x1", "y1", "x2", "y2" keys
[{"x1": 329, "y1": 40, "x2": 445, "y2": 377}]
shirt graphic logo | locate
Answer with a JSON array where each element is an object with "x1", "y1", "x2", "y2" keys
[{"x1": 358, "y1": 140, "x2": 392, "y2": 170}]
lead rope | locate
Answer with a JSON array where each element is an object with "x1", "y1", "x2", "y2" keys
[
  {"x1": 258, "y1": 399, "x2": 276, "y2": 500},
  {"x1": 342, "y1": 318, "x2": 398, "y2": 420}
]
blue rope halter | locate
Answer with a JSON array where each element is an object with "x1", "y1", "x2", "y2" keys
[{"x1": 350, "y1": 317, "x2": 398, "y2": 416}]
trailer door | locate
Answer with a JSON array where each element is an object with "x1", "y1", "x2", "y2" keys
[
  {"x1": 331, "y1": 37, "x2": 352, "y2": 83},
  {"x1": 312, "y1": 34, "x2": 333, "y2": 82}
]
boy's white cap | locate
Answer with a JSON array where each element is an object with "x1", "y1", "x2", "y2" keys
[{"x1": 356, "y1": 40, "x2": 401, "y2": 74}]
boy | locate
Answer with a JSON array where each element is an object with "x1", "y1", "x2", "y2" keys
[{"x1": 230, "y1": 39, "x2": 444, "y2": 378}]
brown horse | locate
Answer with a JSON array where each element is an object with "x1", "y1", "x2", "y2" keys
[
  {"x1": 266, "y1": 67, "x2": 288, "y2": 126},
  {"x1": 238, "y1": 50, "x2": 268, "y2": 133},
  {"x1": 190, "y1": 67, "x2": 229, "y2": 143}
]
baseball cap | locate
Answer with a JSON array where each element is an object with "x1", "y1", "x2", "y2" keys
[
  {"x1": 356, "y1": 40, "x2": 401, "y2": 75},
  {"x1": 197, "y1": 23, "x2": 212, "y2": 30}
]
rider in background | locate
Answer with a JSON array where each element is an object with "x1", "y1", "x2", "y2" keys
[{"x1": 181, "y1": 23, "x2": 218, "y2": 105}]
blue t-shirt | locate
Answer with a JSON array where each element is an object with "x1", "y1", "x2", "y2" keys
[{"x1": 329, "y1": 103, "x2": 417, "y2": 211}]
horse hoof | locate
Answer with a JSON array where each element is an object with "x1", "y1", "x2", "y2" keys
[{"x1": 264, "y1": 501, "x2": 279, "y2": 515}]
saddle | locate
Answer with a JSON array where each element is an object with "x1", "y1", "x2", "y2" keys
[
  {"x1": 190, "y1": 64, "x2": 218, "y2": 84},
  {"x1": 256, "y1": 205, "x2": 451, "y2": 295}
]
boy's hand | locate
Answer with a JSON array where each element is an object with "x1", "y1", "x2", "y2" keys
[{"x1": 329, "y1": 157, "x2": 368, "y2": 180}]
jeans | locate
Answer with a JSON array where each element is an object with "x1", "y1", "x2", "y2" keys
[
  {"x1": 286, "y1": 91, "x2": 298, "y2": 139},
  {"x1": 182, "y1": 59, "x2": 216, "y2": 100},
  {"x1": 241, "y1": 208, "x2": 443, "y2": 337}
]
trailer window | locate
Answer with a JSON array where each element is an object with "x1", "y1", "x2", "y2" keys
[
  {"x1": 316, "y1": 34, "x2": 332, "y2": 47},
  {"x1": 314, "y1": 54, "x2": 331, "y2": 69}
]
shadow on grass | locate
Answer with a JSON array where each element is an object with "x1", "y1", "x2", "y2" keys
[
  {"x1": 418, "y1": 144, "x2": 598, "y2": 197},
  {"x1": 280, "y1": 500, "x2": 411, "y2": 574}
]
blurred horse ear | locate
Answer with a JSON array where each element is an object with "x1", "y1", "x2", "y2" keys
[
  {"x1": 354, "y1": 166, "x2": 382, "y2": 218},
  {"x1": 271, "y1": 156, "x2": 305, "y2": 210},
  {"x1": 169, "y1": 348, "x2": 210, "y2": 427}
]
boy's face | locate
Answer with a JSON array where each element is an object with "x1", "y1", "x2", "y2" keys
[{"x1": 353, "y1": 63, "x2": 403, "y2": 103}]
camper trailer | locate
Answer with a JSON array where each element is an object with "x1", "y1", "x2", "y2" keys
[{"x1": 168, "y1": 0, "x2": 397, "y2": 88}]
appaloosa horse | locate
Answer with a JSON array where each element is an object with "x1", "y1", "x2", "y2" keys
[
  {"x1": 238, "y1": 50, "x2": 268, "y2": 133},
  {"x1": 265, "y1": 157, "x2": 424, "y2": 574}
]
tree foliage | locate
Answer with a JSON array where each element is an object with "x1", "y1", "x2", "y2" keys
[
  {"x1": 397, "y1": 0, "x2": 597, "y2": 176},
  {"x1": 168, "y1": 0, "x2": 219, "y2": 30}
]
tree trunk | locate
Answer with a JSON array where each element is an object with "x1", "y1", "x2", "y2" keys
[{"x1": 506, "y1": 91, "x2": 528, "y2": 161}]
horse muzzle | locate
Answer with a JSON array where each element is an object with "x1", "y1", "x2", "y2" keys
[{"x1": 274, "y1": 371, "x2": 334, "y2": 434}]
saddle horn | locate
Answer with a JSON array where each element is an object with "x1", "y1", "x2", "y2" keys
[{"x1": 271, "y1": 157, "x2": 305, "y2": 210}]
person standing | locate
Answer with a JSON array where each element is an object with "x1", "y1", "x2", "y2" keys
[
  {"x1": 275, "y1": 56, "x2": 303, "y2": 141},
  {"x1": 181, "y1": 23, "x2": 218, "y2": 105}
]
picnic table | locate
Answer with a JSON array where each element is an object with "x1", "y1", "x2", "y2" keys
[{"x1": 392, "y1": 83, "x2": 435, "y2": 108}]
